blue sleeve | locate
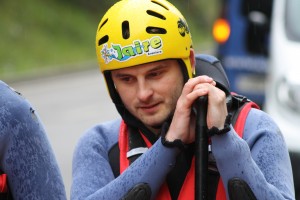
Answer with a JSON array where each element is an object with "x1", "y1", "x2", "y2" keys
[
  {"x1": 0, "y1": 81, "x2": 67, "y2": 200},
  {"x1": 71, "y1": 119, "x2": 179, "y2": 200},
  {"x1": 211, "y1": 108, "x2": 295, "y2": 200}
]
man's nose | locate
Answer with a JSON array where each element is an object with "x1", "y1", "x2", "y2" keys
[{"x1": 136, "y1": 81, "x2": 153, "y2": 102}]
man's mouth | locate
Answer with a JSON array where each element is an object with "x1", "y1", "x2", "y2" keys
[{"x1": 139, "y1": 103, "x2": 160, "y2": 114}]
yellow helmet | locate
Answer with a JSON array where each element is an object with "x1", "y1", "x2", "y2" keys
[{"x1": 96, "y1": 0, "x2": 193, "y2": 78}]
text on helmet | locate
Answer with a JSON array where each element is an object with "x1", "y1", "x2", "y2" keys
[{"x1": 100, "y1": 36, "x2": 163, "y2": 64}]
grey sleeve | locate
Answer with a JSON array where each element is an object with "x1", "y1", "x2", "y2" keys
[
  {"x1": 0, "y1": 81, "x2": 67, "y2": 200},
  {"x1": 71, "y1": 121, "x2": 178, "y2": 200},
  {"x1": 211, "y1": 108, "x2": 295, "y2": 200}
]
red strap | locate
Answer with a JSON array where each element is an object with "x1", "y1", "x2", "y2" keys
[
  {"x1": 139, "y1": 132, "x2": 152, "y2": 147},
  {"x1": 216, "y1": 181, "x2": 227, "y2": 200},
  {"x1": 119, "y1": 120, "x2": 129, "y2": 174},
  {"x1": 235, "y1": 102, "x2": 259, "y2": 136},
  {"x1": 178, "y1": 157, "x2": 195, "y2": 200},
  {"x1": 119, "y1": 120, "x2": 172, "y2": 199},
  {"x1": 0, "y1": 173, "x2": 8, "y2": 193},
  {"x1": 119, "y1": 120, "x2": 152, "y2": 174}
]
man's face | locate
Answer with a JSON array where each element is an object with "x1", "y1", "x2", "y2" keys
[{"x1": 111, "y1": 59, "x2": 184, "y2": 132}]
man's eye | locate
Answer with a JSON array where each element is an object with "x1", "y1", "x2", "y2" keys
[
  {"x1": 149, "y1": 71, "x2": 162, "y2": 78},
  {"x1": 121, "y1": 77, "x2": 130, "y2": 81},
  {"x1": 120, "y1": 76, "x2": 132, "y2": 82}
]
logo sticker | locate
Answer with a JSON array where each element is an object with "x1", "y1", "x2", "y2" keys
[
  {"x1": 178, "y1": 18, "x2": 190, "y2": 37},
  {"x1": 100, "y1": 36, "x2": 163, "y2": 64}
]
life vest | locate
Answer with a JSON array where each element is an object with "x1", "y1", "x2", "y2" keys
[{"x1": 109, "y1": 94, "x2": 259, "y2": 200}]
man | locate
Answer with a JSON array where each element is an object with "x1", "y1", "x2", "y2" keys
[
  {"x1": 0, "y1": 81, "x2": 67, "y2": 199},
  {"x1": 71, "y1": 0, "x2": 295, "y2": 199}
]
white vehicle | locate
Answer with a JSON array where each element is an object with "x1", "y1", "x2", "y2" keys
[{"x1": 265, "y1": 0, "x2": 300, "y2": 198}]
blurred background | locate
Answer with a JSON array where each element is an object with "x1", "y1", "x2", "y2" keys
[
  {"x1": 0, "y1": 0, "x2": 218, "y2": 81},
  {"x1": 1, "y1": 0, "x2": 299, "y2": 199}
]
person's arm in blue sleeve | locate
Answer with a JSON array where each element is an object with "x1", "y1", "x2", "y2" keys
[
  {"x1": 71, "y1": 120, "x2": 179, "y2": 200},
  {"x1": 211, "y1": 108, "x2": 295, "y2": 200},
  {"x1": 0, "y1": 81, "x2": 67, "y2": 200}
]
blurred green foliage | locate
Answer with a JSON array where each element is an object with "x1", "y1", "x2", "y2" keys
[{"x1": 0, "y1": 0, "x2": 219, "y2": 81}]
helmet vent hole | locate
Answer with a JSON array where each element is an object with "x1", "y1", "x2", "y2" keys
[
  {"x1": 146, "y1": 26, "x2": 167, "y2": 34},
  {"x1": 98, "y1": 35, "x2": 109, "y2": 46},
  {"x1": 147, "y1": 10, "x2": 166, "y2": 20},
  {"x1": 122, "y1": 21, "x2": 130, "y2": 39},
  {"x1": 151, "y1": 0, "x2": 169, "y2": 10},
  {"x1": 99, "y1": 18, "x2": 108, "y2": 31}
]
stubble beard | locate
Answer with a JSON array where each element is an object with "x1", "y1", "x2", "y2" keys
[{"x1": 140, "y1": 89, "x2": 181, "y2": 131}]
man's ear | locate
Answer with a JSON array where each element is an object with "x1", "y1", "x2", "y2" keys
[{"x1": 189, "y1": 49, "x2": 196, "y2": 73}]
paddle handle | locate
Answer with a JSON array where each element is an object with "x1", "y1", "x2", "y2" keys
[{"x1": 195, "y1": 95, "x2": 208, "y2": 200}]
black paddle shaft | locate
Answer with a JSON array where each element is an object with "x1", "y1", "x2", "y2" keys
[{"x1": 195, "y1": 95, "x2": 208, "y2": 200}]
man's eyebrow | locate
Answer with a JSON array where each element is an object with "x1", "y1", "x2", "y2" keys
[
  {"x1": 113, "y1": 73, "x2": 130, "y2": 78},
  {"x1": 148, "y1": 64, "x2": 168, "y2": 72},
  {"x1": 113, "y1": 64, "x2": 168, "y2": 77},
  {"x1": 111, "y1": 69, "x2": 131, "y2": 77}
]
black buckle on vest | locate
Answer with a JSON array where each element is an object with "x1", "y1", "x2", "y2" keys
[
  {"x1": 121, "y1": 183, "x2": 152, "y2": 200},
  {"x1": 228, "y1": 178, "x2": 257, "y2": 200}
]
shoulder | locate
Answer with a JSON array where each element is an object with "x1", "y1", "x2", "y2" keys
[
  {"x1": 0, "y1": 81, "x2": 28, "y2": 110},
  {"x1": 0, "y1": 81, "x2": 51, "y2": 155},
  {"x1": 245, "y1": 108, "x2": 280, "y2": 134},
  {"x1": 0, "y1": 81, "x2": 36, "y2": 128},
  {"x1": 74, "y1": 118, "x2": 121, "y2": 154},
  {"x1": 243, "y1": 108, "x2": 285, "y2": 148}
]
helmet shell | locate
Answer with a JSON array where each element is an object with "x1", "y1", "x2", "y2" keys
[{"x1": 96, "y1": 0, "x2": 193, "y2": 78}]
